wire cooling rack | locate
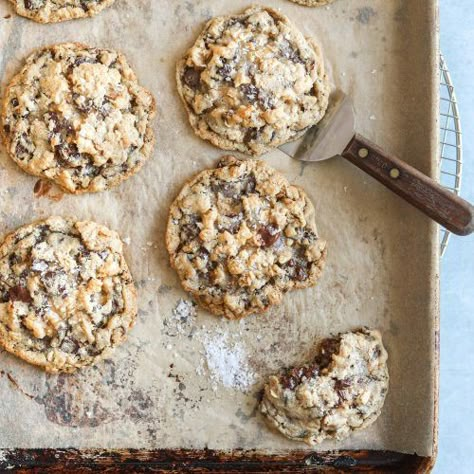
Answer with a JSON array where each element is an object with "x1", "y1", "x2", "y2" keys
[{"x1": 439, "y1": 53, "x2": 463, "y2": 257}]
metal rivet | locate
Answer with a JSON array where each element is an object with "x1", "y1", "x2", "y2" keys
[
  {"x1": 358, "y1": 148, "x2": 369, "y2": 158},
  {"x1": 390, "y1": 168, "x2": 400, "y2": 179}
]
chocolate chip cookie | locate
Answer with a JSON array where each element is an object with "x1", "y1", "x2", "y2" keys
[
  {"x1": 0, "y1": 216, "x2": 137, "y2": 373},
  {"x1": 1, "y1": 43, "x2": 156, "y2": 194},
  {"x1": 9, "y1": 0, "x2": 116, "y2": 23},
  {"x1": 260, "y1": 329, "x2": 389, "y2": 444},
  {"x1": 166, "y1": 156, "x2": 327, "y2": 319},
  {"x1": 176, "y1": 6, "x2": 330, "y2": 156}
]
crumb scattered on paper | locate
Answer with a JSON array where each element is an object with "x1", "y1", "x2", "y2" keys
[{"x1": 163, "y1": 299, "x2": 198, "y2": 337}]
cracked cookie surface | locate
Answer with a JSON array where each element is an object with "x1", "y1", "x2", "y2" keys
[
  {"x1": 176, "y1": 6, "x2": 330, "y2": 156},
  {"x1": 1, "y1": 43, "x2": 156, "y2": 194},
  {"x1": 166, "y1": 156, "x2": 327, "y2": 319},
  {"x1": 0, "y1": 216, "x2": 137, "y2": 373},
  {"x1": 260, "y1": 329, "x2": 389, "y2": 444},
  {"x1": 9, "y1": 0, "x2": 116, "y2": 23}
]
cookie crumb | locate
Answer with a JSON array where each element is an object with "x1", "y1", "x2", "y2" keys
[{"x1": 33, "y1": 179, "x2": 52, "y2": 197}]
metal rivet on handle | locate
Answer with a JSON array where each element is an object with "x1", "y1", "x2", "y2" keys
[
  {"x1": 390, "y1": 168, "x2": 400, "y2": 179},
  {"x1": 358, "y1": 148, "x2": 369, "y2": 158}
]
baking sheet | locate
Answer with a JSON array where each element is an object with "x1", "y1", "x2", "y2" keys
[{"x1": 0, "y1": 0, "x2": 438, "y2": 456}]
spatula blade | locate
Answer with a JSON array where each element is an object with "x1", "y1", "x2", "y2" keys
[{"x1": 280, "y1": 90, "x2": 355, "y2": 162}]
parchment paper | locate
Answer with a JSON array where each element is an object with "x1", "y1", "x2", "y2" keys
[{"x1": 0, "y1": 0, "x2": 438, "y2": 456}]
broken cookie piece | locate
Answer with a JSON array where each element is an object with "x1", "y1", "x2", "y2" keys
[
  {"x1": 166, "y1": 156, "x2": 327, "y2": 319},
  {"x1": 0, "y1": 216, "x2": 137, "y2": 373},
  {"x1": 260, "y1": 328, "x2": 389, "y2": 444}
]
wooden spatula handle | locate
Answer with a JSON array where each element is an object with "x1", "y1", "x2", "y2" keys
[{"x1": 342, "y1": 134, "x2": 474, "y2": 236}]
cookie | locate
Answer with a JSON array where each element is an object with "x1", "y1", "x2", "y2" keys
[
  {"x1": 260, "y1": 329, "x2": 389, "y2": 444},
  {"x1": 166, "y1": 156, "x2": 327, "y2": 319},
  {"x1": 176, "y1": 6, "x2": 330, "y2": 156},
  {"x1": 9, "y1": 0, "x2": 116, "y2": 23},
  {"x1": 0, "y1": 216, "x2": 137, "y2": 373},
  {"x1": 1, "y1": 43, "x2": 156, "y2": 194},
  {"x1": 288, "y1": 0, "x2": 336, "y2": 6}
]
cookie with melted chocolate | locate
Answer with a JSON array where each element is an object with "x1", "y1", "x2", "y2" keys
[
  {"x1": 0, "y1": 216, "x2": 137, "y2": 373},
  {"x1": 176, "y1": 6, "x2": 330, "y2": 156},
  {"x1": 166, "y1": 156, "x2": 327, "y2": 319}
]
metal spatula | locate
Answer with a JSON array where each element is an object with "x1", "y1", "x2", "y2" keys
[{"x1": 280, "y1": 90, "x2": 474, "y2": 236}]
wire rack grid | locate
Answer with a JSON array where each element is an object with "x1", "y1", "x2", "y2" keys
[{"x1": 439, "y1": 53, "x2": 463, "y2": 257}]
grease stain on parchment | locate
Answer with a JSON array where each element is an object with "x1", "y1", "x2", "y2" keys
[
  {"x1": 356, "y1": 7, "x2": 376, "y2": 25},
  {"x1": 18, "y1": 344, "x2": 159, "y2": 429},
  {"x1": 394, "y1": 6, "x2": 407, "y2": 23},
  {"x1": 235, "y1": 406, "x2": 258, "y2": 423},
  {"x1": 0, "y1": 370, "x2": 34, "y2": 400}
]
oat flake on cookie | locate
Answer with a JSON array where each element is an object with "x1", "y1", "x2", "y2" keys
[{"x1": 288, "y1": 0, "x2": 337, "y2": 7}]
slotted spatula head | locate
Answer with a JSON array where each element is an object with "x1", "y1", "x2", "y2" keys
[{"x1": 280, "y1": 90, "x2": 355, "y2": 162}]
